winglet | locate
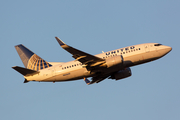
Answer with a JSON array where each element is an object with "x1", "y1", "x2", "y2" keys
[
  {"x1": 84, "y1": 78, "x2": 91, "y2": 85},
  {"x1": 55, "y1": 37, "x2": 65, "y2": 46}
]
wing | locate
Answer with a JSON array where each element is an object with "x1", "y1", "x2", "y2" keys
[
  {"x1": 84, "y1": 74, "x2": 110, "y2": 85},
  {"x1": 55, "y1": 37, "x2": 105, "y2": 69}
]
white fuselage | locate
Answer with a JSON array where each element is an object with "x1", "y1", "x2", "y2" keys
[{"x1": 24, "y1": 43, "x2": 171, "y2": 82}]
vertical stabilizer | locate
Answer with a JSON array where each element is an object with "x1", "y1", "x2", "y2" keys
[{"x1": 15, "y1": 44, "x2": 52, "y2": 71}]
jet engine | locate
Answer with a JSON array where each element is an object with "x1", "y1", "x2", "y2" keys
[
  {"x1": 105, "y1": 55, "x2": 123, "y2": 68},
  {"x1": 110, "y1": 67, "x2": 132, "y2": 80}
]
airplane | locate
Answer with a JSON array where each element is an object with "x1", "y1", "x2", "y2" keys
[{"x1": 12, "y1": 37, "x2": 172, "y2": 85}]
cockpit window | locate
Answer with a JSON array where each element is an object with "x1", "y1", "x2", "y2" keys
[{"x1": 154, "y1": 44, "x2": 162, "y2": 46}]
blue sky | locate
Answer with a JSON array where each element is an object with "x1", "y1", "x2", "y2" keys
[{"x1": 1, "y1": 0, "x2": 180, "y2": 120}]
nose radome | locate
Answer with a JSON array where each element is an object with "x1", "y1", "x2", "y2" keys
[
  {"x1": 159, "y1": 45, "x2": 172, "y2": 57},
  {"x1": 166, "y1": 46, "x2": 172, "y2": 53}
]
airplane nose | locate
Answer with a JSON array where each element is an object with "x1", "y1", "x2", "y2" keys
[
  {"x1": 161, "y1": 46, "x2": 172, "y2": 56},
  {"x1": 159, "y1": 45, "x2": 172, "y2": 57},
  {"x1": 166, "y1": 46, "x2": 172, "y2": 53}
]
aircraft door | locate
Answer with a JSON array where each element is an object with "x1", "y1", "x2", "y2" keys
[
  {"x1": 144, "y1": 44, "x2": 150, "y2": 53},
  {"x1": 52, "y1": 68, "x2": 56, "y2": 80}
]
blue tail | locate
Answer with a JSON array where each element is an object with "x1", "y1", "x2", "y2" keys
[{"x1": 15, "y1": 44, "x2": 52, "y2": 71}]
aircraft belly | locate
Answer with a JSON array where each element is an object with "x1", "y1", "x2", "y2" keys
[{"x1": 54, "y1": 68, "x2": 92, "y2": 81}]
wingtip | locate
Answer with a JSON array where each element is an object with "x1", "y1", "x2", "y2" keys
[
  {"x1": 84, "y1": 78, "x2": 91, "y2": 85},
  {"x1": 24, "y1": 79, "x2": 29, "y2": 83},
  {"x1": 12, "y1": 66, "x2": 17, "y2": 69},
  {"x1": 55, "y1": 37, "x2": 65, "y2": 46}
]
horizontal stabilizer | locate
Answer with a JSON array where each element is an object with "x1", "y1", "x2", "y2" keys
[{"x1": 12, "y1": 66, "x2": 39, "y2": 76}]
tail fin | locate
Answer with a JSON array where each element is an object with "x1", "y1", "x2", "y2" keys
[{"x1": 15, "y1": 44, "x2": 52, "y2": 71}]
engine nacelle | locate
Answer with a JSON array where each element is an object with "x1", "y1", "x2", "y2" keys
[
  {"x1": 111, "y1": 67, "x2": 132, "y2": 80},
  {"x1": 105, "y1": 55, "x2": 123, "y2": 68}
]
